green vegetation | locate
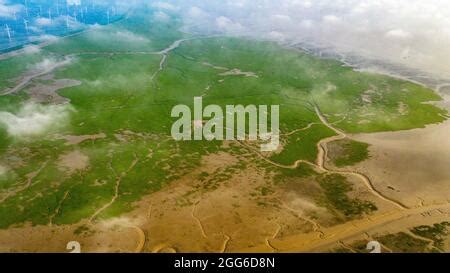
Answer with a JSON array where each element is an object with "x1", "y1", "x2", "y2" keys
[
  {"x1": 73, "y1": 225, "x2": 92, "y2": 236},
  {"x1": 273, "y1": 164, "x2": 316, "y2": 184},
  {"x1": 411, "y1": 222, "x2": 450, "y2": 250},
  {"x1": 345, "y1": 233, "x2": 431, "y2": 253},
  {"x1": 317, "y1": 174, "x2": 377, "y2": 219},
  {"x1": 377, "y1": 232, "x2": 431, "y2": 253},
  {"x1": 0, "y1": 10, "x2": 446, "y2": 229},
  {"x1": 272, "y1": 125, "x2": 335, "y2": 164},
  {"x1": 332, "y1": 233, "x2": 431, "y2": 253},
  {"x1": 0, "y1": 51, "x2": 51, "y2": 91},
  {"x1": 334, "y1": 222, "x2": 450, "y2": 253},
  {"x1": 329, "y1": 139, "x2": 370, "y2": 167}
]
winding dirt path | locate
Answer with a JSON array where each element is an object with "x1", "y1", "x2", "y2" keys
[
  {"x1": 89, "y1": 154, "x2": 139, "y2": 223},
  {"x1": 265, "y1": 224, "x2": 282, "y2": 252},
  {"x1": 0, "y1": 161, "x2": 48, "y2": 203},
  {"x1": 0, "y1": 37, "x2": 193, "y2": 97},
  {"x1": 436, "y1": 83, "x2": 450, "y2": 93},
  {"x1": 338, "y1": 240, "x2": 357, "y2": 253},
  {"x1": 404, "y1": 230, "x2": 442, "y2": 253},
  {"x1": 220, "y1": 233, "x2": 231, "y2": 253},
  {"x1": 130, "y1": 225, "x2": 146, "y2": 253},
  {"x1": 0, "y1": 49, "x2": 168, "y2": 97},
  {"x1": 85, "y1": 154, "x2": 145, "y2": 253},
  {"x1": 281, "y1": 201, "x2": 324, "y2": 239},
  {"x1": 49, "y1": 190, "x2": 70, "y2": 227},
  {"x1": 149, "y1": 36, "x2": 222, "y2": 82},
  {"x1": 313, "y1": 104, "x2": 409, "y2": 210},
  {"x1": 281, "y1": 123, "x2": 319, "y2": 137},
  {"x1": 191, "y1": 202, "x2": 208, "y2": 238},
  {"x1": 150, "y1": 38, "x2": 191, "y2": 81},
  {"x1": 232, "y1": 102, "x2": 418, "y2": 252},
  {"x1": 241, "y1": 202, "x2": 450, "y2": 253},
  {"x1": 1, "y1": 56, "x2": 73, "y2": 96},
  {"x1": 238, "y1": 104, "x2": 407, "y2": 210}
]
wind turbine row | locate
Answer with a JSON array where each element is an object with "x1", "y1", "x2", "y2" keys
[{"x1": 2, "y1": 1, "x2": 118, "y2": 43}]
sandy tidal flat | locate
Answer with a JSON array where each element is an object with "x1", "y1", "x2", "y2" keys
[{"x1": 351, "y1": 120, "x2": 450, "y2": 208}]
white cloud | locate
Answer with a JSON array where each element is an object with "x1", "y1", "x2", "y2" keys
[
  {"x1": 322, "y1": 15, "x2": 341, "y2": 24},
  {"x1": 27, "y1": 15, "x2": 84, "y2": 36},
  {"x1": 0, "y1": 0, "x2": 22, "y2": 19},
  {"x1": 85, "y1": 29, "x2": 149, "y2": 44},
  {"x1": 271, "y1": 14, "x2": 291, "y2": 23},
  {"x1": 0, "y1": 103, "x2": 73, "y2": 138},
  {"x1": 90, "y1": 23, "x2": 103, "y2": 30},
  {"x1": 23, "y1": 45, "x2": 41, "y2": 54},
  {"x1": 188, "y1": 6, "x2": 208, "y2": 19},
  {"x1": 4, "y1": 0, "x2": 450, "y2": 81},
  {"x1": 59, "y1": 15, "x2": 85, "y2": 29},
  {"x1": 25, "y1": 57, "x2": 73, "y2": 77},
  {"x1": 170, "y1": 0, "x2": 450, "y2": 79},
  {"x1": 28, "y1": 26, "x2": 43, "y2": 33},
  {"x1": 35, "y1": 17, "x2": 52, "y2": 27},
  {"x1": 215, "y1": 16, "x2": 232, "y2": 29},
  {"x1": 115, "y1": 31, "x2": 149, "y2": 42},
  {"x1": 385, "y1": 29, "x2": 412, "y2": 40},
  {"x1": 302, "y1": 1, "x2": 312, "y2": 8},
  {"x1": 266, "y1": 31, "x2": 285, "y2": 42},
  {"x1": 67, "y1": 0, "x2": 81, "y2": 6},
  {"x1": 215, "y1": 16, "x2": 244, "y2": 33},
  {"x1": 300, "y1": 19, "x2": 313, "y2": 28},
  {"x1": 31, "y1": 34, "x2": 59, "y2": 43},
  {"x1": 31, "y1": 58, "x2": 60, "y2": 71},
  {"x1": 151, "y1": 2, "x2": 178, "y2": 11},
  {"x1": 154, "y1": 11, "x2": 170, "y2": 22}
]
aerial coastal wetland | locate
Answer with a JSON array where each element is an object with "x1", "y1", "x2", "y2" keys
[
  {"x1": 0, "y1": 11, "x2": 448, "y2": 252},
  {"x1": 332, "y1": 222, "x2": 450, "y2": 253}
]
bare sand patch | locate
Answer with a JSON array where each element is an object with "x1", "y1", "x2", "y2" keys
[
  {"x1": 321, "y1": 83, "x2": 337, "y2": 95},
  {"x1": 242, "y1": 202, "x2": 450, "y2": 253},
  {"x1": 397, "y1": 102, "x2": 409, "y2": 115},
  {"x1": 58, "y1": 150, "x2": 89, "y2": 174},
  {"x1": 435, "y1": 86, "x2": 450, "y2": 113},
  {"x1": 113, "y1": 130, "x2": 160, "y2": 143},
  {"x1": 0, "y1": 165, "x2": 7, "y2": 176},
  {"x1": 316, "y1": 205, "x2": 450, "y2": 253},
  {"x1": 219, "y1": 69, "x2": 258, "y2": 78},
  {"x1": 201, "y1": 151, "x2": 239, "y2": 172},
  {"x1": 59, "y1": 133, "x2": 106, "y2": 145},
  {"x1": 120, "y1": 151, "x2": 314, "y2": 253},
  {"x1": 27, "y1": 78, "x2": 81, "y2": 104},
  {"x1": 351, "y1": 120, "x2": 450, "y2": 207},
  {"x1": 202, "y1": 62, "x2": 228, "y2": 70},
  {"x1": 0, "y1": 220, "x2": 142, "y2": 253},
  {"x1": 361, "y1": 87, "x2": 382, "y2": 105}
]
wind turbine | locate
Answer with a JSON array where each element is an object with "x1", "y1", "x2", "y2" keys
[
  {"x1": 25, "y1": 0, "x2": 29, "y2": 17},
  {"x1": 24, "y1": 19, "x2": 29, "y2": 35},
  {"x1": 5, "y1": 24, "x2": 12, "y2": 42}
]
